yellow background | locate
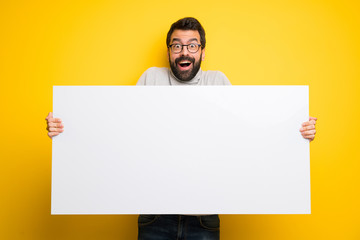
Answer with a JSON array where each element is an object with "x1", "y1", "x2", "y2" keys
[{"x1": 1, "y1": 0, "x2": 359, "y2": 239}]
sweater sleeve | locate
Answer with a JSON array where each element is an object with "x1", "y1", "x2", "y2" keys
[
  {"x1": 136, "y1": 67, "x2": 170, "y2": 85},
  {"x1": 136, "y1": 69, "x2": 148, "y2": 86},
  {"x1": 217, "y1": 71, "x2": 232, "y2": 85}
]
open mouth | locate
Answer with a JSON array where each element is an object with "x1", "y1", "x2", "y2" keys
[{"x1": 177, "y1": 60, "x2": 192, "y2": 71}]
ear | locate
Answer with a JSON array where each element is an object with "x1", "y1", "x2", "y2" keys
[
  {"x1": 201, "y1": 48, "x2": 205, "y2": 61},
  {"x1": 167, "y1": 48, "x2": 170, "y2": 59}
]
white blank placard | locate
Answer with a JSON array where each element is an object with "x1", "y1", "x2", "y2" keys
[{"x1": 52, "y1": 86, "x2": 310, "y2": 214}]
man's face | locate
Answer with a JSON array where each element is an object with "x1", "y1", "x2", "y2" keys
[{"x1": 168, "y1": 30, "x2": 205, "y2": 81}]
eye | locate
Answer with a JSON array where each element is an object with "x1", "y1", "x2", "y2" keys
[
  {"x1": 189, "y1": 43, "x2": 197, "y2": 50},
  {"x1": 173, "y1": 44, "x2": 181, "y2": 49}
]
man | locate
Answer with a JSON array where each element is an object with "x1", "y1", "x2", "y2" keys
[{"x1": 46, "y1": 17, "x2": 317, "y2": 240}]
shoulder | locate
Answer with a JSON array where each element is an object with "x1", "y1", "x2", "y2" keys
[
  {"x1": 145, "y1": 67, "x2": 168, "y2": 75},
  {"x1": 136, "y1": 67, "x2": 170, "y2": 85},
  {"x1": 201, "y1": 70, "x2": 232, "y2": 85}
]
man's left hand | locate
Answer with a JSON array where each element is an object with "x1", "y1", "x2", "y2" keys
[{"x1": 300, "y1": 117, "x2": 317, "y2": 142}]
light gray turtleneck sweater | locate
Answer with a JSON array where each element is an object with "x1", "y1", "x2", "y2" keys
[{"x1": 136, "y1": 67, "x2": 231, "y2": 86}]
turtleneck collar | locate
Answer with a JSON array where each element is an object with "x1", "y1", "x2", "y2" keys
[{"x1": 169, "y1": 68, "x2": 202, "y2": 85}]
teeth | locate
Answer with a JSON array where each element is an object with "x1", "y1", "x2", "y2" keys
[{"x1": 179, "y1": 61, "x2": 191, "y2": 64}]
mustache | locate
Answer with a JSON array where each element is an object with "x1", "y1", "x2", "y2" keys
[{"x1": 175, "y1": 56, "x2": 195, "y2": 65}]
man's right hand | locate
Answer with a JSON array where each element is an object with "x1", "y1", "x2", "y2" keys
[{"x1": 45, "y1": 112, "x2": 64, "y2": 138}]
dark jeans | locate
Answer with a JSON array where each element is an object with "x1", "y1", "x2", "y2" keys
[{"x1": 138, "y1": 214, "x2": 220, "y2": 240}]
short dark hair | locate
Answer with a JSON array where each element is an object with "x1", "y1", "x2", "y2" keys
[{"x1": 166, "y1": 17, "x2": 206, "y2": 49}]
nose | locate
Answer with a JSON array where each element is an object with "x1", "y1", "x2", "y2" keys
[{"x1": 180, "y1": 46, "x2": 190, "y2": 56}]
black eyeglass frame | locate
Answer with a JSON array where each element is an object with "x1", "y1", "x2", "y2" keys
[{"x1": 168, "y1": 43, "x2": 203, "y2": 53}]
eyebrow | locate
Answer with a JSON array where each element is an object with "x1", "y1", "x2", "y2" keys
[{"x1": 171, "y1": 38, "x2": 199, "y2": 44}]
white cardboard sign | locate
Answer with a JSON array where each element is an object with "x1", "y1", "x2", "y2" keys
[{"x1": 52, "y1": 86, "x2": 310, "y2": 214}]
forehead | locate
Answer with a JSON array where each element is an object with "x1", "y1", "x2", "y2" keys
[{"x1": 170, "y1": 30, "x2": 200, "y2": 43}]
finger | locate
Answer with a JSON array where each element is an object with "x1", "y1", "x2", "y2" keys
[
  {"x1": 309, "y1": 117, "x2": 317, "y2": 121},
  {"x1": 48, "y1": 122, "x2": 64, "y2": 128},
  {"x1": 49, "y1": 127, "x2": 64, "y2": 133},
  {"x1": 48, "y1": 117, "x2": 62, "y2": 123},
  {"x1": 302, "y1": 120, "x2": 316, "y2": 127},
  {"x1": 300, "y1": 125, "x2": 315, "y2": 132},
  {"x1": 45, "y1": 112, "x2": 53, "y2": 121},
  {"x1": 47, "y1": 123, "x2": 63, "y2": 132},
  {"x1": 302, "y1": 121, "x2": 310, "y2": 127},
  {"x1": 301, "y1": 129, "x2": 316, "y2": 136},
  {"x1": 48, "y1": 132, "x2": 59, "y2": 138},
  {"x1": 302, "y1": 134, "x2": 315, "y2": 141}
]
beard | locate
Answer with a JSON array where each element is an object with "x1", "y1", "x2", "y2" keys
[{"x1": 169, "y1": 53, "x2": 202, "y2": 82}]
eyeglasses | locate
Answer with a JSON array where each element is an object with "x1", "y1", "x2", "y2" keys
[{"x1": 168, "y1": 43, "x2": 202, "y2": 53}]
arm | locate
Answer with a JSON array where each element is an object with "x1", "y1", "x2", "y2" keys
[
  {"x1": 136, "y1": 71, "x2": 147, "y2": 85},
  {"x1": 45, "y1": 112, "x2": 63, "y2": 138},
  {"x1": 300, "y1": 117, "x2": 317, "y2": 142}
]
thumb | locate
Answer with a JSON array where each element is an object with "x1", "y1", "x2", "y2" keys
[{"x1": 45, "y1": 112, "x2": 53, "y2": 121}]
